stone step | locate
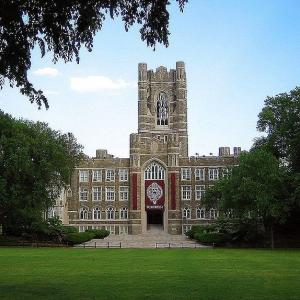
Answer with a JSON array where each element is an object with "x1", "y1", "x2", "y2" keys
[{"x1": 75, "y1": 230, "x2": 210, "y2": 249}]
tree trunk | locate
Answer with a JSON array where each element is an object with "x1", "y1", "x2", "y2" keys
[{"x1": 270, "y1": 225, "x2": 274, "y2": 249}]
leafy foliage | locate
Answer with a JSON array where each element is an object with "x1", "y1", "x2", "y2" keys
[
  {"x1": 203, "y1": 150, "x2": 292, "y2": 247},
  {"x1": 0, "y1": 110, "x2": 83, "y2": 235},
  {"x1": 0, "y1": 0, "x2": 187, "y2": 108},
  {"x1": 64, "y1": 232, "x2": 95, "y2": 245},
  {"x1": 85, "y1": 228, "x2": 110, "y2": 239},
  {"x1": 254, "y1": 86, "x2": 300, "y2": 172}
]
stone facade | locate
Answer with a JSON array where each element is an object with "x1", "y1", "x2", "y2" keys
[{"x1": 65, "y1": 62, "x2": 240, "y2": 235}]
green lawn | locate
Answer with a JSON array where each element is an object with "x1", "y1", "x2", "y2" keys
[{"x1": 0, "y1": 248, "x2": 299, "y2": 300}]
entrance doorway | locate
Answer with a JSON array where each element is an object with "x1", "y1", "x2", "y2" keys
[{"x1": 147, "y1": 210, "x2": 163, "y2": 231}]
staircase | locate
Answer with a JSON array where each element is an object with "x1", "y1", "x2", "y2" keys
[{"x1": 77, "y1": 226, "x2": 209, "y2": 249}]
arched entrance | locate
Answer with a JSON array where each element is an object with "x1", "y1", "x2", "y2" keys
[{"x1": 143, "y1": 162, "x2": 166, "y2": 232}]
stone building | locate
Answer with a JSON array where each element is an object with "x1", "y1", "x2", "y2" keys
[{"x1": 66, "y1": 62, "x2": 241, "y2": 235}]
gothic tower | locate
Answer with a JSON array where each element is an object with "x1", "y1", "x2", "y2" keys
[{"x1": 137, "y1": 61, "x2": 188, "y2": 157}]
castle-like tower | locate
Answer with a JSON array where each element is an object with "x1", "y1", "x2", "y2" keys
[{"x1": 65, "y1": 62, "x2": 240, "y2": 235}]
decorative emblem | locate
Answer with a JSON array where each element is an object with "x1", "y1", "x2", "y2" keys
[{"x1": 146, "y1": 182, "x2": 163, "y2": 204}]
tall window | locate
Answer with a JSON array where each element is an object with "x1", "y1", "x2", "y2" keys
[
  {"x1": 79, "y1": 187, "x2": 88, "y2": 201},
  {"x1": 208, "y1": 168, "x2": 219, "y2": 181},
  {"x1": 80, "y1": 208, "x2": 88, "y2": 220},
  {"x1": 181, "y1": 186, "x2": 192, "y2": 200},
  {"x1": 181, "y1": 168, "x2": 191, "y2": 180},
  {"x1": 119, "y1": 226, "x2": 128, "y2": 235},
  {"x1": 120, "y1": 207, "x2": 128, "y2": 219},
  {"x1": 182, "y1": 207, "x2": 191, "y2": 219},
  {"x1": 144, "y1": 162, "x2": 165, "y2": 180},
  {"x1": 106, "y1": 207, "x2": 115, "y2": 220},
  {"x1": 195, "y1": 168, "x2": 205, "y2": 181},
  {"x1": 156, "y1": 92, "x2": 168, "y2": 125},
  {"x1": 196, "y1": 208, "x2": 206, "y2": 219},
  {"x1": 92, "y1": 187, "x2": 102, "y2": 201},
  {"x1": 119, "y1": 169, "x2": 128, "y2": 181},
  {"x1": 92, "y1": 170, "x2": 102, "y2": 182},
  {"x1": 79, "y1": 170, "x2": 89, "y2": 182},
  {"x1": 195, "y1": 185, "x2": 205, "y2": 200},
  {"x1": 105, "y1": 187, "x2": 115, "y2": 201},
  {"x1": 105, "y1": 225, "x2": 115, "y2": 235},
  {"x1": 106, "y1": 169, "x2": 115, "y2": 182},
  {"x1": 210, "y1": 209, "x2": 218, "y2": 219},
  {"x1": 119, "y1": 187, "x2": 129, "y2": 201},
  {"x1": 93, "y1": 208, "x2": 101, "y2": 220},
  {"x1": 182, "y1": 225, "x2": 191, "y2": 235}
]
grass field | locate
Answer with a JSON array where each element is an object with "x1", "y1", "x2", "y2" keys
[{"x1": 0, "y1": 248, "x2": 299, "y2": 300}]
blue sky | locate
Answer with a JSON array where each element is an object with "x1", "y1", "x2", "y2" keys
[{"x1": 1, "y1": 0, "x2": 300, "y2": 157}]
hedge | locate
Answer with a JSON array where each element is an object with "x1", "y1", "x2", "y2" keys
[
  {"x1": 64, "y1": 232, "x2": 95, "y2": 245},
  {"x1": 194, "y1": 232, "x2": 231, "y2": 245},
  {"x1": 85, "y1": 229, "x2": 110, "y2": 239}
]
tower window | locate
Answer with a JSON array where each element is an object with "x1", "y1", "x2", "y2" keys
[{"x1": 156, "y1": 92, "x2": 168, "y2": 125}]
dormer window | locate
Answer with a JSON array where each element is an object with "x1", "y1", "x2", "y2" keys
[{"x1": 157, "y1": 92, "x2": 168, "y2": 125}]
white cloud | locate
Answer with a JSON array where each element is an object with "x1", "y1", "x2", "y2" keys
[
  {"x1": 33, "y1": 67, "x2": 59, "y2": 77},
  {"x1": 70, "y1": 75, "x2": 136, "y2": 93}
]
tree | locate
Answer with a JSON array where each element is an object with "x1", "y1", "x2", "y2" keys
[
  {"x1": 254, "y1": 86, "x2": 300, "y2": 173},
  {"x1": 0, "y1": 0, "x2": 188, "y2": 109},
  {"x1": 203, "y1": 150, "x2": 290, "y2": 248},
  {"x1": 0, "y1": 110, "x2": 83, "y2": 235}
]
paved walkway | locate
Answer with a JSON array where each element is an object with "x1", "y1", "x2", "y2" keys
[{"x1": 77, "y1": 226, "x2": 210, "y2": 249}]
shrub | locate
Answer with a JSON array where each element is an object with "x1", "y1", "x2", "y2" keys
[
  {"x1": 62, "y1": 226, "x2": 79, "y2": 234},
  {"x1": 85, "y1": 229, "x2": 110, "y2": 239},
  {"x1": 64, "y1": 232, "x2": 94, "y2": 245},
  {"x1": 185, "y1": 225, "x2": 214, "y2": 239},
  {"x1": 194, "y1": 232, "x2": 231, "y2": 245}
]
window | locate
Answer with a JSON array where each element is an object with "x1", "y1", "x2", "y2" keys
[
  {"x1": 181, "y1": 168, "x2": 191, "y2": 180},
  {"x1": 164, "y1": 135, "x2": 168, "y2": 143},
  {"x1": 92, "y1": 187, "x2": 102, "y2": 201},
  {"x1": 182, "y1": 225, "x2": 191, "y2": 235},
  {"x1": 222, "y1": 167, "x2": 230, "y2": 178},
  {"x1": 144, "y1": 162, "x2": 165, "y2": 180},
  {"x1": 120, "y1": 207, "x2": 128, "y2": 219},
  {"x1": 67, "y1": 187, "x2": 72, "y2": 197},
  {"x1": 196, "y1": 208, "x2": 206, "y2": 219},
  {"x1": 195, "y1": 168, "x2": 205, "y2": 181},
  {"x1": 195, "y1": 185, "x2": 205, "y2": 200},
  {"x1": 156, "y1": 92, "x2": 168, "y2": 125},
  {"x1": 79, "y1": 187, "x2": 88, "y2": 201},
  {"x1": 119, "y1": 187, "x2": 129, "y2": 201},
  {"x1": 105, "y1": 225, "x2": 115, "y2": 235},
  {"x1": 106, "y1": 207, "x2": 115, "y2": 220},
  {"x1": 210, "y1": 209, "x2": 218, "y2": 219},
  {"x1": 80, "y1": 208, "x2": 88, "y2": 220},
  {"x1": 119, "y1": 169, "x2": 128, "y2": 181},
  {"x1": 92, "y1": 170, "x2": 102, "y2": 182},
  {"x1": 93, "y1": 208, "x2": 101, "y2": 220},
  {"x1": 79, "y1": 170, "x2": 89, "y2": 182},
  {"x1": 182, "y1": 207, "x2": 191, "y2": 219},
  {"x1": 79, "y1": 226, "x2": 87, "y2": 232},
  {"x1": 208, "y1": 168, "x2": 219, "y2": 180},
  {"x1": 105, "y1": 187, "x2": 115, "y2": 201},
  {"x1": 119, "y1": 226, "x2": 128, "y2": 235},
  {"x1": 106, "y1": 169, "x2": 115, "y2": 182},
  {"x1": 181, "y1": 186, "x2": 192, "y2": 200}
]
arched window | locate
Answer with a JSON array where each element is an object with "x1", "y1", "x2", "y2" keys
[
  {"x1": 209, "y1": 209, "x2": 218, "y2": 220},
  {"x1": 156, "y1": 92, "x2": 168, "y2": 125},
  {"x1": 120, "y1": 207, "x2": 128, "y2": 219},
  {"x1": 144, "y1": 162, "x2": 165, "y2": 180},
  {"x1": 106, "y1": 207, "x2": 115, "y2": 220},
  {"x1": 80, "y1": 208, "x2": 88, "y2": 220},
  {"x1": 93, "y1": 207, "x2": 101, "y2": 220},
  {"x1": 196, "y1": 208, "x2": 206, "y2": 219},
  {"x1": 183, "y1": 207, "x2": 191, "y2": 219}
]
